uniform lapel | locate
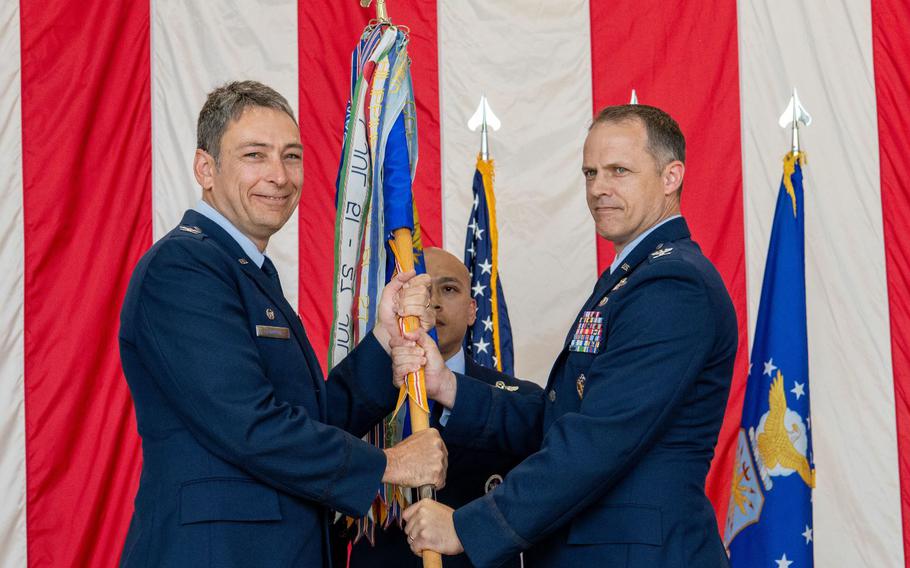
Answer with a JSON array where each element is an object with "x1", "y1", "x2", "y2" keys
[
  {"x1": 237, "y1": 262, "x2": 329, "y2": 419},
  {"x1": 561, "y1": 217, "x2": 692, "y2": 351},
  {"x1": 180, "y1": 211, "x2": 328, "y2": 417}
]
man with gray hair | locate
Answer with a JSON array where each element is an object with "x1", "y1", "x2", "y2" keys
[{"x1": 118, "y1": 81, "x2": 447, "y2": 567}]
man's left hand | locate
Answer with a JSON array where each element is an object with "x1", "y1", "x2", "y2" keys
[
  {"x1": 375, "y1": 271, "x2": 433, "y2": 354},
  {"x1": 403, "y1": 499, "x2": 464, "y2": 557}
]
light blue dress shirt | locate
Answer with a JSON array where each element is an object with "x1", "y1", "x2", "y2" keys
[
  {"x1": 609, "y1": 214, "x2": 681, "y2": 274},
  {"x1": 439, "y1": 348, "x2": 466, "y2": 425},
  {"x1": 193, "y1": 200, "x2": 267, "y2": 268},
  {"x1": 446, "y1": 347, "x2": 466, "y2": 374}
]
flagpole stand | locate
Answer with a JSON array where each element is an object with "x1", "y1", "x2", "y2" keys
[{"x1": 391, "y1": 228, "x2": 443, "y2": 568}]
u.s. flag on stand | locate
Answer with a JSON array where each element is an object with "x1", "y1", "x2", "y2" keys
[
  {"x1": 464, "y1": 156, "x2": 514, "y2": 375},
  {"x1": 725, "y1": 152, "x2": 815, "y2": 567}
]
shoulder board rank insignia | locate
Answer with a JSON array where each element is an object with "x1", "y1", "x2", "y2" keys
[
  {"x1": 494, "y1": 380, "x2": 519, "y2": 392},
  {"x1": 178, "y1": 225, "x2": 201, "y2": 234},
  {"x1": 484, "y1": 474, "x2": 503, "y2": 494},
  {"x1": 650, "y1": 247, "x2": 674, "y2": 259},
  {"x1": 597, "y1": 296, "x2": 609, "y2": 307},
  {"x1": 576, "y1": 373, "x2": 586, "y2": 399},
  {"x1": 611, "y1": 277, "x2": 628, "y2": 292}
]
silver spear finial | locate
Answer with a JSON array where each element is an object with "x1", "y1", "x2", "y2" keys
[
  {"x1": 778, "y1": 88, "x2": 812, "y2": 154},
  {"x1": 468, "y1": 95, "x2": 501, "y2": 160}
]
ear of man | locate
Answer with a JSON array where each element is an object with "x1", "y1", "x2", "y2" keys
[
  {"x1": 663, "y1": 160, "x2": 685, "y2": 198},
  {"x1": 193, "y1": 149, "x2": 216, "y2": 191}
]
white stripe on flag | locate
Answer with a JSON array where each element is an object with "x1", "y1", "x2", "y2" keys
[
  {"x1": 0, "y1": 1, "x2": 26, "y2": 564},
  {"x1": 151, "y1": 0, "x2": 300, "y2": 308},
  {"x1": 738, "y1": 0, "x2": 902, "y2": 564},
  {"x1": 438, "y1": 0, "x2": 596, "y2": 384}
]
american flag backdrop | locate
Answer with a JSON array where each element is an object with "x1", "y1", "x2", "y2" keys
[{"x1": 0, "y1": 0, "x2": 908, "y2": 566}]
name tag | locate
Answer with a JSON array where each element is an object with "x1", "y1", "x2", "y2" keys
[
  {"x1": 569, "y1": 311, "x2": 603, "y2": 353},
  {"x1": 256, "y1": 325, "x2": 290, "y2": 340}
]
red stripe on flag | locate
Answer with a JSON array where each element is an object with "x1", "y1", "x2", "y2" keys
[
  {"x1": 589, "y1": 0, "x2": 748, "y2": 529},
  {"x1": 297, "y1": 5, "x2": 369, "y2": 373},
  {"x1": 393, "y1": 1, "x2": 442, "y2": 249},
  {"x1": 298, "y1": 2, "x2": 441, "y2": 372},
  {"x1": 20, "y1": 0, "x2": 149, "y2": 564},
  {"x1": 873, "y1": 0, "x2": 910, "y2": 561}
]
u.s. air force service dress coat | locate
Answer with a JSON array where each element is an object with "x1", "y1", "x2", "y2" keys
[
  {"x1": 347, "y1": 357, "x2": 540, "y2": 568},
  {"x1": 118, "y1": 210, "x2": 398, "y2": 568},
  {"x1": 442, "y1": 217, "x2": 738, "y2": 568}
]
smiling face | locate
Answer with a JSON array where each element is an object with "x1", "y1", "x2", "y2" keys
[
  {"x1": 193, "y1": 105, "x2": 303, "y2": 251},
  {"x1": 582, "y1": 119, "x2": 684, "y2": 253},
  {"x1": 424, "y1": 247, "x2": 476, "y2": 361}
]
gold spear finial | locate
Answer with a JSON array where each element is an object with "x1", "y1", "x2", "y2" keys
[{"x1": 360, "y1": 0, "x2": 390, "y2": 22}]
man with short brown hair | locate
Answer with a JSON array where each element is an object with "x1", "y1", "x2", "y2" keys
[{"x1": 119, "y1": 81, "x2": 447, "y2": 568}]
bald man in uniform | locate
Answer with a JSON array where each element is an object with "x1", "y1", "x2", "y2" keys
[{"x1": 347, "y1": 247, "x2": 539, "y2": 568}]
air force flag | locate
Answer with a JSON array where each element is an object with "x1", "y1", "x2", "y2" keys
[{"x1": 725, "y1": 152, "x2": 816, "y2": 567}]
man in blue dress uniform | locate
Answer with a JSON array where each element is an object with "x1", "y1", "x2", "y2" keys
[
  {"x1": 118, "y1": 81, "x2": 447, "y2": 568},
  {"x1": 397, "y1": 105, "x2": 738, "y2": 567},
  {"x1": 347, "y1": 247, "x2": 539, "y2": 568}
]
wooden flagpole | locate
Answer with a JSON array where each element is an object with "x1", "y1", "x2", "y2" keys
[
  {"x1": 391, "y1": 228, "x2": 443, "y2": 568},
  {"x1": 357, "y1": 2, "x2": 443, "y2": 565}
]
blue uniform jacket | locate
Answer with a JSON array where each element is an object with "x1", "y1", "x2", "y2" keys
[
  {"x1": 347, "y1": 358, "x2": 540, "y2": 568},
  {"x1": 443, "y1": 218, "x2": 737, "y2": 567},
  {"x1": 118, "y1": 210, "x2": 397, "y2": 568}
]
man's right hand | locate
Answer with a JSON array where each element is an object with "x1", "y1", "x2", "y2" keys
[
  {"x1": 382, "y1": 428, "x2": 448, "y2": 489},
  {"x1": 390, "y1": 329, "x2": 458, "y2": 408}
]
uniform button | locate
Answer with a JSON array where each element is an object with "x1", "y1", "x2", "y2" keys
[{"x1": 548, "y1": 390, "x2": 557, "y2": 402}]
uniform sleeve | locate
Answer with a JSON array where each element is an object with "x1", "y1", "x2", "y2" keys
[
  {"x1": 324, "y1": 332, "x2": 399, "y2": 436},
  {"x1": 442, "y1": 374, "x2": 545, "y2": 459},
  {"x1": 453, "y1": 264, "x2": 720, "y2": 567},
  {"x1": 133, "y1": 240, "x2": 385, "y2": 517}
]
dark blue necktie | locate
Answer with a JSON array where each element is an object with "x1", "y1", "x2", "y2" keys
[{"x1": 261, "y1": 256, "x2": 283, "y2": 294}]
